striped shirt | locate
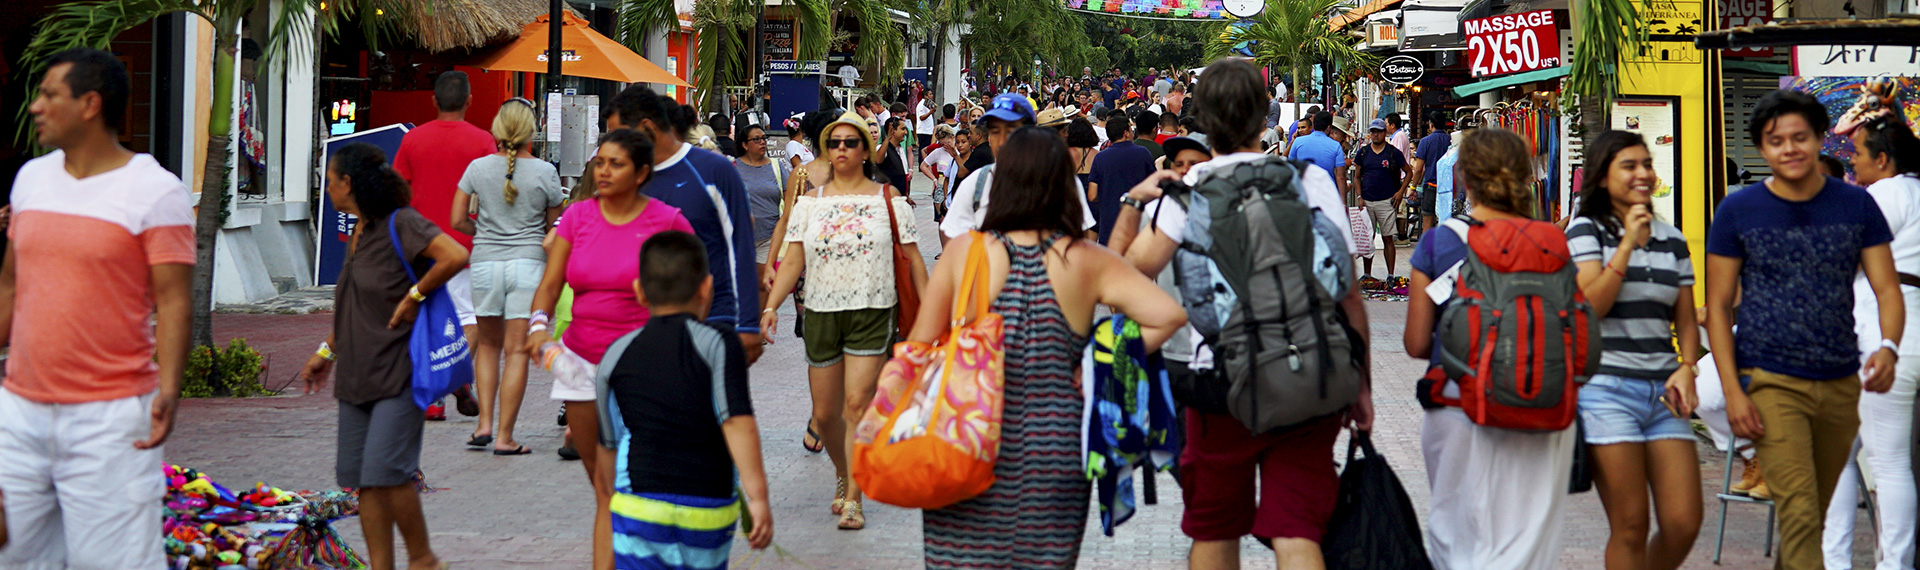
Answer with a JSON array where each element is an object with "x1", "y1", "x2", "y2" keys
[{"x1": 1566, "y1": 216, "x2": 1693, "y2": 379}]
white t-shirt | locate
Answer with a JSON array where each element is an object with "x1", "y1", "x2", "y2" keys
[
  {"x1": 939, "y1": 164, "x2": 1098, "y2": 239},
  {"x1": 1140, "y1": 153, "x2": 1353, "y2": 368},
  {"x1": 922, "y1": 146, "x2": 955, "y2": 174},
  {"x1": 1854, "y1": 173, "x2": 1920, "y2": 355},
  {"x1": 785, "y1": 139, "x2": 814, "y2": 164},
  {"x1": 915, "y1": 101, "x2": 936, "y2": 135}
]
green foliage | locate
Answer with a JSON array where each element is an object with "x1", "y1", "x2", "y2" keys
[
  {"x1": 690, "y1": 0, "x2": 761, "y2": 109},
  {"x1": 1565, "y1": 0, "x2": 1651, "y2": 114},
  {"x1": 1206, "y1": 0, "x2": 1377, "y2": 118},
  {"x1": 1081, "y1": 16, "x2": 1222, "y2": 75},
  {"x1": 182, "y1": 345, "x2": 218, "y2": 399},
  {"x1": 959, "y1": 0, "x2": 1102, "y2": 78},
  {"x1": 218, "y1": 338, "x2": 267, "y2": 397}
]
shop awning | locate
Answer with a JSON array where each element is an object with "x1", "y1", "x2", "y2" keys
[
  {"x1": 1695, "y1": 18, "x2": 1920, "y2": 49},
  {"x1": 1450, "y1": 66, "x2": 1569, "y2": 98},
  {"x1": 469, "y1": 11, "x2": 689, "y2": 86},
  {"x1": 1329, "y1": 0, "x2": 1404, "y2": 30}
]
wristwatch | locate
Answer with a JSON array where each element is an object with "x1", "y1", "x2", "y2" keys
[{"x1": 1119, "y1": 196, "x2": 1146, "y2": 211}]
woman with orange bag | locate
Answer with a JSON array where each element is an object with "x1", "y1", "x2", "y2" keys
[{"x1": 910, "y1": 127, "x2": 1185, "y2": 569}]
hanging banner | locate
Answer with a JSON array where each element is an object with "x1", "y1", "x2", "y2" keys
[
  {"x1": 1792, "y1": 45, "x2": 1920, "y2": 77},
  {"x1": 1063, "y1": 0, "x2": 1231, "y2": 20},
  {"x1": 1464, "y1": 9, "x2": 1562, "y2": 78}
]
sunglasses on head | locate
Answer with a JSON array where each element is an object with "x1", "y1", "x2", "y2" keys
[{"x1": 823, "y1": 138, "x2": 863, "y2": 150}]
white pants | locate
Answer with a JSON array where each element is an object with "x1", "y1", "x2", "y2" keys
[
  {"x1": 1822, "y1": 353, "x2": 1919, "y2": 570},
  {"x1": 0, "y1": 387, "x2": 164, "y2": 570},
  {"x1": 1423, "y1": 408, "x2": 1577, "y2": 570},
  {"x1": 1694, "y1": 351, "x2": 1755, "y2": 460},
  {"x1": 448, "y1": 267, "x2": 477, "y2": 327}
]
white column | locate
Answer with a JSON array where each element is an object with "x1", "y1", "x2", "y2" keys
[
  {"x1": 938, "y1": 24, "x2": 966, "y2": 104},
  {"x1": 179, "y1": 17, "x2": 201, "y2": 191},
  {"x1": 281, "y1": 3, "x2": 316, "y2": 205}
]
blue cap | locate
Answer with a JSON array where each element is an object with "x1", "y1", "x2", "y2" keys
[
  {"x1": 979, "y1": 93, "x2": 1036, "y2": 125},
  {"x1": 1368, "y1": 119, "x2": 1389, "y2": 131}
]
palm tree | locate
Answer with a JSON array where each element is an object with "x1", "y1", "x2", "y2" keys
[
  {"x1": 1207, "y1": 0, "x2": 1380, "y2": 121},
  {"x1": 618, "y1": 0, "x2": 903, "y2": 109},
  {"x1": 1566, "y1": 0, "x2": 1651, "y2": 146},
  {"x1": 14, "y1": 0, "x2": 411, "y2": 349}
]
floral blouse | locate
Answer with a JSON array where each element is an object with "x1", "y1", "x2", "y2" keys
[{"x1": 784, "y1": 187, "x2": 918, "y2": 312}]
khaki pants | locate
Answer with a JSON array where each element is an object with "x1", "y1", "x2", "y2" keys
[{"x1": 1743, "y1": 368, "x2": 1861, "y2": 570}]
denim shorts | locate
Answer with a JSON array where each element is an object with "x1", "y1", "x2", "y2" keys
[
  {"x1": 1578, "y1": 374, "x2": 1695, "y2": 445},
  {"x1": 470, "y1": 258, "x2": 546, "y2": 320}
]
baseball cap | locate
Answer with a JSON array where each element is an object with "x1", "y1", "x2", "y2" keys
[
  {"x1": 979, "y1": 93, "x2": 1036, "y2": 125},
  {"x1": 1368, "y1": 118, "x2": 1389, "y2": 132},
  {"x1": 1162, "y1": 136, "x2": 1209, "y2": 160}
]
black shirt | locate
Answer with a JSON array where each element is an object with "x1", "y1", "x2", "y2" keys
[
  {"x1": 879, "y1": 145, "x2": 910, "y2": 189},
  {"x1": 964, "y1": 144, "x2": 995, "y2": 175},
  {"x1": 597, "y1": 313, "x2": 753, "y2": 498}
]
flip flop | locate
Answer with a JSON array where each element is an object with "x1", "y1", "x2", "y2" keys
[
  {"x1": 466, "y1": 433, "x2": 493, "y2": 448},
  {"x1": 492, "y1": 444, "x2": 532, "y2": 456},
  {"x1": 803, "y1": 423, "x2": 825, "y2": 453}
]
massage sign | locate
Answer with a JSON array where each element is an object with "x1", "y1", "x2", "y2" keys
[{"x1": 1464, "y1": 10, "x2": 1563, "y2": 78}]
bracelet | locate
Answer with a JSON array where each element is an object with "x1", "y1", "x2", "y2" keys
[
  {"x1": 1609, "y1": 264, "x2": 1626, "y2": 278},
  {"x1": 316, "y1": 342, "x2": 336, "y2": 362},
  {"x1": 407, "y1": 286, "x2": 427, "y2": 302},
  {"x1": 530, "y1": 311, "x2": 552, "y2": 326},
  {"x1": 1882, "y1": 338, "x2": 1900, "y2": 354},
  {"x1": 763, "y1": 308, "x2": 777, "y2": 314},
  {"x1": 528, "y1": 324, "x2": 549, "y2": 335}
]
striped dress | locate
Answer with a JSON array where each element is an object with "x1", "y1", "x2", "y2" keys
[{"x1": 924, "y1": 232, "x2": 1092, "y2": 569}]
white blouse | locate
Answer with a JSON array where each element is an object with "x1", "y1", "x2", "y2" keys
[{"x1": 785, "y1": 190, "x2": 918, "y2": 312}]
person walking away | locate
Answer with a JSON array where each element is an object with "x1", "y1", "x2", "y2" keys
[
  {"x1": 1351, "y1": 119, "x2": 1412, "y2": 280},
  {"x1": 1290, "y1": 111, "x2": 1351, "y2": 200},
  {"x1": 1705, "y1": 89, "x2": 1906, "y2": 570},
  {"x1": 707, "y1": 113, "x2": 740, "y2": 158},
  {"x1": 878, "y1": 117, "x2": 912, "y2": 189},
  {"x1": 451, "y1": 98, "x2": 565, "y2": 455},
  {"x1": 918, "y1": 126, "x2": 1186, "y2": 570},
  {"x1": 0, "y1": 49, "x2": 193, "y2": 569},
  {"x1": 1109, "y1": 59, "x2": 1370, "y2": 570},
  {"x1": 1567, "y1": 130, "x2": 1705, "y2": 570},
  {"x1": 598, "y1": 231, "x2": 774, "y2": 568},
  {"x1": 299, "y1": 143, "x2": 464, "y2": 570},
  {"x1": 940, "y1": 94, "x2": 1098, "y2": 242},
  {"x1": 734, "y1": 124, "x2": 792, "y2": 309},
  {"x1": 762, "y1": 112, "x2": 930, "y2": 531},
  {"x1": 526, "y1": 129, "x2": 696, "y2": 570},
  {"x1": 604, "y1": 87, "x2": 764, "y2": 363},
  {"x1": 1411, "y1": 111, "x2": 1452, "y2": 234},
  {"x1": 1067, "y1": 117, "x2": 1101, "y2": 187},
  {"x1": 1822, "y1": 109, "x2": 1920, "y2": 570},
  {"x1": 785, "y1": 119, "x2": 815, "y2": 173},
  {"x1": 1087, "y1": 114, "x2": 1153, "y2": 245},
  {"x1": 1405, "y1": 127, "x2": 1577, "y2": 570},
  {"x1": 393, "y1": 70, "x2": 492, "y2": 421}
]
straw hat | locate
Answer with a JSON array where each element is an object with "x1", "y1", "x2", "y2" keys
[{"x1": 819, "y1": 110, "x2": 877, "y2": 161}]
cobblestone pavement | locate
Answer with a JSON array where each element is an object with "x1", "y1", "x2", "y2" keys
[{"x1": 176, "y1": 176, "x2": 1875, "y2": 569}]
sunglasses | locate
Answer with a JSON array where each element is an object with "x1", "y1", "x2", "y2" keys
[{"x1": 823, "y1": 138, "x2": 864, "y2": 150}]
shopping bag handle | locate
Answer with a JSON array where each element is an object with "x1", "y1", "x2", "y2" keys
[{"x1": 951, "y1": 232, "x2": 992, "y2": 327}]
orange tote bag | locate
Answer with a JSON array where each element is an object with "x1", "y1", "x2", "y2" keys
[{"x1": 852, "y1": 233, "x2": 1006, "y2": 510}]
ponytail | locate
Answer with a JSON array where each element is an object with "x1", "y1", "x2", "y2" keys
[
  {"x1": 503, "y1": 157, "x2": 521, "y2": 206},
  {"x1": 328, "y1": 142, "x2": 411, "y2": 221},
  {"x1": 492, "y1": 99, "x2": 537, "y2": 206}
]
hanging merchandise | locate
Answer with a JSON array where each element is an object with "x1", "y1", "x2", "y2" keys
[{"x1": 1481, "y1": 99, "x2": 1563, "y2": 220}]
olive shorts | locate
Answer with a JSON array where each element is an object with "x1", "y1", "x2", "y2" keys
[{"x1": 802, "y1": 307, "x2": 896, "y2": 367}]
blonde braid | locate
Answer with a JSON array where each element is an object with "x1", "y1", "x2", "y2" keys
[
  {"x1": 491, "y1": 101, "x2": 537, "y2": 206},
  {"x1": 503, "y1": 153, "x2": 520, "y2": 206}
]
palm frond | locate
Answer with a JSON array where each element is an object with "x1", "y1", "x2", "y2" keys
[
  {"x1": 792, "y1": 0, "x2": 832, "y2": 61},
  {"x1": 12, "y1": 0, "x2": 206, "y2": 147},
  {"x1": 618, "y1": 0, "x2": 679, "y2": 53},
  {"x1": 689, "y1": 0, "x2": 760, "y2": 109},
  {"x1": 1566, "y1": 0, "x2": 1649, "y2": 110},
  {"x1": 842, "y1": 0, "x2": 904, "y2": 82}
]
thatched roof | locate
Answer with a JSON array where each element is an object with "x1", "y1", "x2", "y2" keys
[{"x1": 405, "y1": 0, "x2": 586, "y2": 53}]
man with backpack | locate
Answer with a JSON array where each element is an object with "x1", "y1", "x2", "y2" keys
[
  {"x1": 1109, "y1": 58, "x2": 1370, "y2": 570},
  {"x1": 938, "y1": 93, "x2": 1097, "y2": 241}
]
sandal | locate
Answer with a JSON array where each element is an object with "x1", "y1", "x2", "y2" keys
[
  {"x1": 492, "y1": 444, "x2": 532, "y2": 456},
  {"x1": 831, "y1": 477, "x2": 848, "y2": 515},
  {"x1": 837, "y1": 501, "x2": 865, "y2": 530},
  {"x1": 466, "y1": 433, "x2": 493, "y2": 448},
  {"x1": 802, "y1": 423, "x2": 825, "y2": 454}
]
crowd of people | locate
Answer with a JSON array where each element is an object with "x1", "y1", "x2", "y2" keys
[{"x1": 6, "y1": 45, "x2": 1920, "y2": 570}]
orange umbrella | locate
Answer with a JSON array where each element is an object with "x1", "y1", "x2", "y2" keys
[{"x1": 472, "y1": 12, "x2": 689, "y2": 87}]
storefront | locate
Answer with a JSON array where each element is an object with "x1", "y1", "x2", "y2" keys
[{"x1": 1447, "y1": 7, "x2": 1575, "y2": 221}]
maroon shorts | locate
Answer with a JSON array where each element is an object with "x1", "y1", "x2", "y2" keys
[{"x1": 1178, "y1": 411, "x2": 1342, "y2": 543}]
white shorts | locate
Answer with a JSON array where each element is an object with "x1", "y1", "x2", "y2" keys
[
  {"x1": 547, "y1": 341, "x2": 598, "y2": 402},
  {"x1": 448, "y1": 268, "x2": 477, "y2": 327},
  {"x1": 0, "y1": 387, "x2": 165, "y2": 569}
]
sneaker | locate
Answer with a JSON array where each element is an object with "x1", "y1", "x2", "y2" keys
[
  {"x1": 425, "y1": 403, "x2": 447, "y2": 421},
  {"x1": 558, "y1": 445, "x2": 581, "y2": 461},
  {"x1": 1731, "y1": 457, "x2": 1761, "y2": 494},
  {"x1": 452, "y1": 386, "x2": 479, "y2": 417}
]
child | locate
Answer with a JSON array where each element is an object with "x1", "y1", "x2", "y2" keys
[{"x1": 595, "y1": 231, "x2": 773, "y2": 569}]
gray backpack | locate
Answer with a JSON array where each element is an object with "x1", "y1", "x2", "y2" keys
[{"x1": 1164, "y1": 157, "x2": 1363, "y2": 434}]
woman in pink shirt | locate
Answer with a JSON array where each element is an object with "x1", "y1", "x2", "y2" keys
[{"x1": 525, "y1": 128, "x2": 692, "y2": 569}]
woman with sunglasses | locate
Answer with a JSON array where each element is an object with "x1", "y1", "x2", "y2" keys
[
  {"x1": 735, "y1": 124, "x2": 792, "y2": 309},
  {"x1": 763, "y1": 111, "x2": 929, "y2": 531},
  {"x1": 448, "y1": 98, "x2": 565, "y2": 455}
]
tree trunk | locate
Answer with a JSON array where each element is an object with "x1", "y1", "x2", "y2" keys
[
  {"x1": 190, "y1": 34, "x2": 240, "y2": 350},
  {"x1": 1579, "y1": 93, "x2": 1605, "y2": 158}
]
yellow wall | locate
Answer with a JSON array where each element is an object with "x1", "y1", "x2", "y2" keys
[{"x1": 1617, "y1": 0, "x2": 1711, "y2": 295}]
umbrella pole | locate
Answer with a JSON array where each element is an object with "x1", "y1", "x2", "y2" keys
[{"x1": 547, "y1": 0, "x2": 564, "y2": 163}]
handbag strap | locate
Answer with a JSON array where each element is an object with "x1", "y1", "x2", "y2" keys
[
  {"x1": 951, "y1": 233, "x2": 992, "y2": 327},
  {"x1": 386, "y1": 210, "x2": 420, "y2": 285},
  {"x1": 880, "y1": 184, "x2": 908, "y2": 250}
]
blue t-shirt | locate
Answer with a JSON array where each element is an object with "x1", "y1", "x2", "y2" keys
[
  {"x1": 1088, "y1": 141, "x2": 1155, "y2": 244},
  {"x1": 641, "y1": 144, "x2": 764, "y2": 334},
  {"x1": 1354, "y1": 144, "x2": 1407, "y2": 202},
  {"x1": 1410, "y1": 225, "x2": 1470, "y2": 369},
  {"x1": 1705, "y1": 178, "x2": 1893, "y2": 380},
  {"x1": 1416, "y1": 132, "x2": 1451, "y2": 185},
  {"x1": 1288, "y1": 131, "x2": 1347, "y2": 174}
]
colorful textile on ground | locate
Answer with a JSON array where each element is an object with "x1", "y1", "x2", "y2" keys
[
  {"x1": 609, "y1": 491, "x2": 740, "y2": 570},
  {"x1": 1360, "y1": 275, "x2": 1410, "y2": 301},
  {"x1": 1081, "y1": 315, "x2": 1181, "y2": 536},
  {"x1": 162, "y1": 464, "x2": 363, "y2": 570}
]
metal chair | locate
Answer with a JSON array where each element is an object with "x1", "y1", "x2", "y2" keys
[{"x1": 1713, "y1": 442, "x2": 1774, "y2": 564}]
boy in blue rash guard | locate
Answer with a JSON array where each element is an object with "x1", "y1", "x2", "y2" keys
[{"x1": 604, "y1": 87, "x2": 765, "y2": 363}]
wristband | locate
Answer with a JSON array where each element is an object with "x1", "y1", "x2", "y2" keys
[
  {"x1": 1882, "y1": 339, "x2": 1900, "y2": 354},
  {"x1": 1119, "y1": 196, "x2": 1145, "y2": 211},
  {"x1": 317, "y1": 342, "x2": 336, "y2": 362},
  {"x1": 529, "y1": 324, "x2": 549, "y2": 336},
  {"x1": 530, "y1": 311, "x2": 552, "y2": 326},
  {"x1": 407, "y1": 286, "x2": 427, "y2": 302}
]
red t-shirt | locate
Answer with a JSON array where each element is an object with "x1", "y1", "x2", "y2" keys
[
  {"x1": 393, "y1": 120, "x2": 495, "y2": 250},
  {"x1": 1155, "y1": 133, "x2": 1176, "y2": 145}
]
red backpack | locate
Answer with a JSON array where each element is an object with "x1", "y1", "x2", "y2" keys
[{"x1": 1423, "y1": 217, "x2": 1601, "y2": 431}]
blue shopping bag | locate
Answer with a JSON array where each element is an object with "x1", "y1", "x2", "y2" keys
[{"x1": 387, "y1": 211, "x2": 474, "y2": 410}]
